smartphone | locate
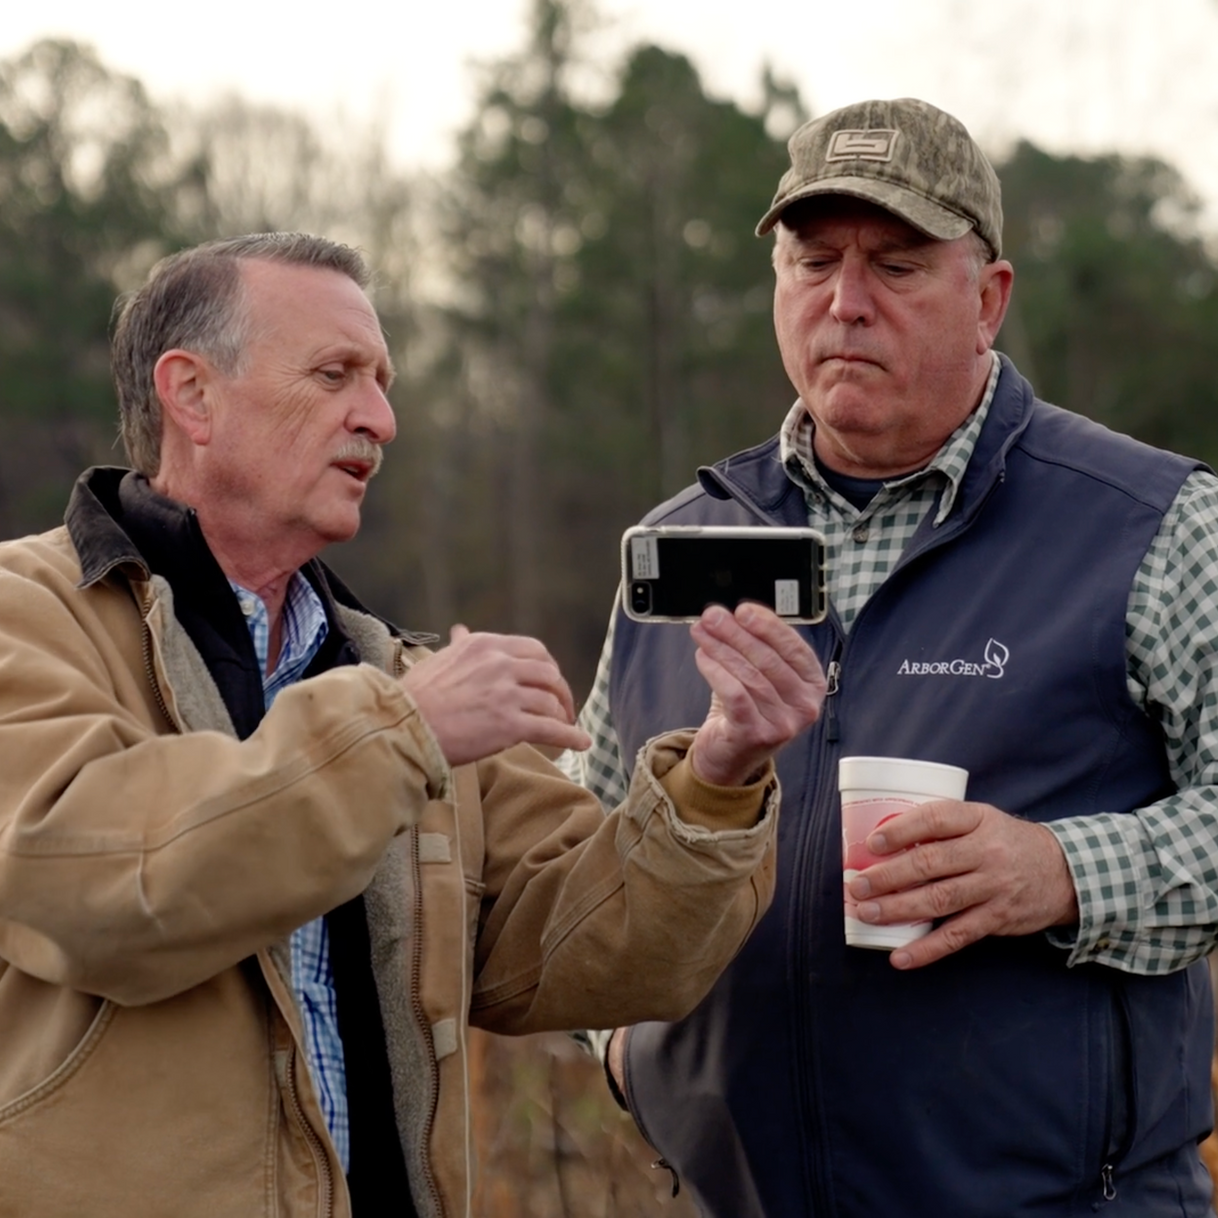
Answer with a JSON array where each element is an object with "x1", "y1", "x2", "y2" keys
[{"x1": 621, "y1": 525, "x2": 827, "y2": 624}]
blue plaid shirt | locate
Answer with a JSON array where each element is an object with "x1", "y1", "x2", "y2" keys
[{"x1": 230, "y1": 573, "x2": 349, "y2": 1172}]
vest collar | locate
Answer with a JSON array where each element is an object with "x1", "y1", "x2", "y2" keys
[{"x1": 696, "y1": 354, "x2": 1037, "y2": 532}]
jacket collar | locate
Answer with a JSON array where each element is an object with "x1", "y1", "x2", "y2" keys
[
  {"x1": 66, "y1": 466, "x2": 434, "y2": 644},
  {"x1": 66, "y1": 466, "x2": 156, "y2": 588}
]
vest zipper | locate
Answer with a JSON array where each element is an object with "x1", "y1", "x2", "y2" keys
[
  {"x1": 823, "y1": 660, "x2": 841, "y2": 742},
  {"x1": 789, "y1": 650, "x2": 845, "y2": 1217},
  {"x1": 651, "y1": 1156, "x2": 680, "y2": 1196}
]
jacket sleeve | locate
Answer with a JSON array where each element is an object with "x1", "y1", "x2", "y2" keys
[
  {"x1": 468, "y1": 731, "x2": 778, "y2": 1034},
  {"x1": 0, "y1": 556, "x2": 447, "y2": 1006}
]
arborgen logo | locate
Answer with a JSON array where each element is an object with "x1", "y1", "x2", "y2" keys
[{"x1": 896, "y1": 639, "x2": 1010, "y2": 679}]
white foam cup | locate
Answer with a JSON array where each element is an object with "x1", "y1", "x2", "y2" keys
[{"x1": 840, "y1": 756, "x2": 969, "y2": 951}]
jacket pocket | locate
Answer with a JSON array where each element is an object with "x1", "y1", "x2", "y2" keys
[
  {"x1": 0, "y1": 970, "x2": 277, "y2": 1218},
  {"x1": 0, "y1": 999, "x2": 114, "y2": 1126}
]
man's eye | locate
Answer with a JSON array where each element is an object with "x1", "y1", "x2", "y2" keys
[{"x1": 319, "y1": 368, "x2": 346, "y2": 384}]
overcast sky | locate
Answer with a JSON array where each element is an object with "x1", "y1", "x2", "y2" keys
[{"x1": 4, "y1": 0, "x2": 1218, "y2": 227}]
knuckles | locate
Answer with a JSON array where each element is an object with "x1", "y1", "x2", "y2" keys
[
  {"x1": 936, "y1": 919, "x2": 981, "y2": 956},
  {"x1": 906, "y1": 847, "x2": 944, "y2": 884},
  {"x1": 925, "y1": 879, "x2": 963, "y2": 918},
  {"x1": 916, "y1": 801, "x2": 961, "y2": 837}
]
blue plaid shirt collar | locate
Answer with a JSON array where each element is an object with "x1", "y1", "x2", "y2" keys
[{"x1": 228, "y1": 571, "x2": 329, "y2": 698}]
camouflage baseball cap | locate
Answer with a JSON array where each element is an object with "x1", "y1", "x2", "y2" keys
[{"x1": 756, "y1": 98, "x2": 1003, "y2": 259}]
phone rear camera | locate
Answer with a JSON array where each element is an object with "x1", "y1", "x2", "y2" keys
[{"x1": 630, "y1": 582, "x2": 652, "y2": 615}]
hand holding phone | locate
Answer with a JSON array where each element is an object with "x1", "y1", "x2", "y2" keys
[{"x1": 688, "y1": 602, "x2": 828, "y2": 785}]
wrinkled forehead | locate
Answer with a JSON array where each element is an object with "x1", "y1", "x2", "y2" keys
[
  {"x1": 240, "y1": 260, "x2": 387, "y2": 347},
  {"x1": 239, "y1": 258, "x2": 374, "y2": 316}
]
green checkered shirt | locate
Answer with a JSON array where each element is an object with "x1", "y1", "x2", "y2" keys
[{"x1": 562, "y1": 354, "x2": 1218, "y2": 976}]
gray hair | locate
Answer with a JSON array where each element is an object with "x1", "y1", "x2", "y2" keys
[{"x1": 111, "y1": 233, "x2": 371, "y2": 474}]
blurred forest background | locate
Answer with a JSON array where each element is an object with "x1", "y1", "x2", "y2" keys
[{"x1": 3, "y1": 0, "x2": 1218, "y2": 1212}]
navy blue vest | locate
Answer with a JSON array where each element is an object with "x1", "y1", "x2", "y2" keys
[{"x1": 610, "y1": 361, "x2": 1215, "y2": 1217}]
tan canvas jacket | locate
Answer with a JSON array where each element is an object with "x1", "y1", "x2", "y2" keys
[{"x1": 0, "y1": 492, "x2": 778, "y2": 1218}]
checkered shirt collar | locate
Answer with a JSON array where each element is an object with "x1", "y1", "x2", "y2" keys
[{"x1": 779, "y1": 351, "x2": 1001, "y2": 526}]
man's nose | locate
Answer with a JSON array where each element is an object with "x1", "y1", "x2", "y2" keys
[
  {"x1": 351, "y1": 378, "x2": 397, "y2": 445},
  {"x1": 829, "y1": 259, "x2": 876, "y2": 326}
]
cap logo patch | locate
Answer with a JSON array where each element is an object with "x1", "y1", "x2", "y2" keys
[{"x1": 825, "y1": 129, "x2": 898, "y2": 163}]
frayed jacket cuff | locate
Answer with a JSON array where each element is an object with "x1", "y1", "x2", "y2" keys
[{"x1": 638, "y1": 731, "x2": 778, "y2": 843}]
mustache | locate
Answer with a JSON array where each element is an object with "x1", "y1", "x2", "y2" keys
[{"x1": 334, "y1": 438, "x2": 384, "y2": 479}]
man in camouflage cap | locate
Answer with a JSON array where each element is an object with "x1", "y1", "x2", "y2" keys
[{"x1": 568, "y1": 97, "x2": 1218, "y2": 1216}]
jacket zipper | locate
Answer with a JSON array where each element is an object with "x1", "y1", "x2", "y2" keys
[
  {"x1": 370, "y1": 643, "x2": 446, "y2": 1214},
  {"x1": 284, "y1": 1045, "x2": 335, "y2": 1218},
  {"x1": 140, "y1": 617, "x2": 178, "y2": 732},
  {"x1": 143, "y1": 579, "x2": 332, "y2": 1209},
  {"x1": 409, "y1": 826, "x2": 445, "y2": 1216}
]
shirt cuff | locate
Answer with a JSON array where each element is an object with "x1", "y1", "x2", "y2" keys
[
  {"x1": 658, "y1": 753, "x2": 769, "y2": 831},
  {"x1": 1043, "y1": 814, "x2": 1147, "y2": 967}
]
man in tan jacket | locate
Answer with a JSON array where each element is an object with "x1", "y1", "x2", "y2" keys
[{"x1": 0, "y1": 233, "x2": 826, "y2": 1218}]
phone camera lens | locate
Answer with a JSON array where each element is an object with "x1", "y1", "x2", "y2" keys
[{"x1": 630, "y1": 582, "x2": 651, "y2": 615}]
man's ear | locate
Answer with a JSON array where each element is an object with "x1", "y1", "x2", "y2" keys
[
  {"x1": 153, "y1": 349, "x2": 214, "y2": 446},
  {"x1": 977, "y1": 260, "x2": 1015, "y2": 354}
]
